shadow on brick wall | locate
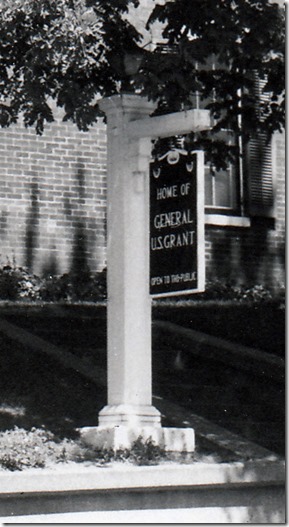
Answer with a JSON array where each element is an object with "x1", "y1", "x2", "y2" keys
[
  {"x1": 70, "y1": 164, "x2": 90, "y2": 277},
  {"x1": 38, "y1": 162, "x2": 105, "y2": 278},
  {"x1": 0, "y1": 210, "x2": 8, "y2": 241},
  {"x1": 240, "y1": 220, "x2": 272, "y2": 285},
  {"x1": 25, "y1": 179, "x2": 39, "y2": 271},
  {"x1": 42, "y1": 252, "x2": 59, "y2": 277},
  {"x1": 207, "y1": 219, "x2": 285, "y2": 289},
  {"x1": 71, "y1": 219, "x2": 90, "y2": 276}
]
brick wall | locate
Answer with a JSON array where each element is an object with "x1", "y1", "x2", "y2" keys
[
  {"x1": 0, "y1": 112, "x2": 107, "y2": 276},
  {"x1": 0, "y1": 116, "x2": 285, "y2": 290}
]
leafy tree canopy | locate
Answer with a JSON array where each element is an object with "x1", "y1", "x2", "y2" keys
[
  {"x1": 0, "y1": 0, "x2": 285, "y2": 165},
  {"x1": 0, "y1": 0, "x2": 141, "y2": 132},
  {"x1": 140, "y1": 0, "x2": 285, "y2": 165}
]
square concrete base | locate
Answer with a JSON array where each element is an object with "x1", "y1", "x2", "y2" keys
[{"x1": 80, "y1": 426, "x2": 195, "y2": 453}]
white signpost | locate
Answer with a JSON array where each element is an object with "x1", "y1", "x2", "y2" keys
[{"x1": 81, "y1": 94, "x2": 210, "y2": 452}]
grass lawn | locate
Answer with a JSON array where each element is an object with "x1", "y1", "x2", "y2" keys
[
  {"x1": 0, "y1": 299, "x2": 285, "y2": 470},
  {"x1": 0, "y1": 328, "x2": 247, "y2": 471},
  {"x1": 153, "y1": 299, "x2": 285, "y2": 357},
  {"x1": 0, "y1": 330, "x2": 105, "y2": 437}
]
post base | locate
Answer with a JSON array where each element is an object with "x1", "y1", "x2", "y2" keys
[
  {"x1": 98, "y1": 404, "x2": 162, "y2": 427},
  {"x1": 80, "y1": 425, "x2": 195, "y2": 453}
]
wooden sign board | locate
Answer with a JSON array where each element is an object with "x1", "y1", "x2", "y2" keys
[{"x1": 150, "y1": 150, "x2": 205, "y2": 297}]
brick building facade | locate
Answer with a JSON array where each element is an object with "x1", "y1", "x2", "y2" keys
[
  {"x1": 0, "y1": 114, "x2": 285, "y2": 291},
  {"x1": 204, "y1": 132, "x2": 285, "y2": 290},
  {"x1": 0, "y1": 112, "x2": 107, "y2": 277},
  {"x1": 0, "y1": 1, "x2": 285, "y2": 292}
]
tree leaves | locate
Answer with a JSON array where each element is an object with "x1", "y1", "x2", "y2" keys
[
  {"x1": 0, "y1": 0, "x2": 285, "y2": 151},
  {"x1": 0, "y1": 0, "x2": 141, "y2": 132},
  {"x1": 140, "y1": 0, "x2": 285, "y2": 165}
]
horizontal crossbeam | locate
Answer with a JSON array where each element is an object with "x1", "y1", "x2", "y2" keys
[{"x1": 127, "y1": 109, "x2": 211, "y2": 139}]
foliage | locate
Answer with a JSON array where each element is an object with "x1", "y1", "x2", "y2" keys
[
  {"x1": 0, "y1": 264, "x2": 42, "y2": 300},
  {"x1": 0, "y1": 428, "x2": 168, "y2": 470},
  {"x1": 0, "y1": 265, "x2": 18, "y2": 300},
  {"x1": 41, "y1": 268, "x2": 107, "y2": 302},
  {"x1": 0, "y1": 0, "x2": 285, "y2": 166},
  {"x1": 76, "y1": 436, "x2": 167, "y2": 466},
  {"x1": 0, "y1": 426, "x2": 74, "y2": 470},
  {"x1": 0, "y1": 0, "x2": 140, "y2": 133},
  {"x1": 155, "y1": 280, "x2": 285, "y2": 307},
  {"x1": 139, "y1": 0, "x2": 285, "y2": 168},
  {"x1": 0, "y1": 264, "x2": 107, "y2": 302},
  {"x1": 196, "y1": 280, "x2": 274, "y2": 303},
  {"x1": 0, "y1": 427, "x2": 244, "y2": 471},
  {"x1": 0, "y1": 263, "x2": 284, "y2": 306}
]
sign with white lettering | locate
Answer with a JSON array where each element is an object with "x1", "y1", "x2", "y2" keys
[{"x1": 150, "y1": 150, "x2": 205, "y2": 297}]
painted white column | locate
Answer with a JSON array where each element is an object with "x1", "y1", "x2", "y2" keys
[
  {"x1": 80, "y1": 94, "x2": 210, "y2": 451},
  {"x1": 97, "y1": 95, "x2": 161, "y2": 427}
]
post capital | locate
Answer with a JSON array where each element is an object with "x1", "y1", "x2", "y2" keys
[{"x1": 98, "y1": 94, "x2": 157, "y2": 120}]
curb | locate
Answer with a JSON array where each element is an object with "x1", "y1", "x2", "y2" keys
[
  {"x1": 0, "y1": 460, "x2": 285, "y2": 522},
  {"x1": 0, "y1": 459, "x2": 285, "y2": 494}
]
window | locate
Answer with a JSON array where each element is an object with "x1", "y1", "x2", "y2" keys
[
  {"x1": 193, "y1": 58, "x2": 243, "y2": 217},
  {"x1": 152, "y1": 48, "x2": 275, "y2": 223},
  {"x1": 205, "y1": 163, "x2": 238, "y2": 212},
  {"x1": 203, "y1": 131, "x2": 274, "y2": 222},
  {"x1": 204, "y1": 132, "x2": 240, "y2": 215},
  {"x1": 196, "y1": 67, "x2": 275, "y2": 221}
]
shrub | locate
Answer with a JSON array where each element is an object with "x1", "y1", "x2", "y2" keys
[
  {"x1": 0, "y1": 429, "x2": 168, "y2": 471},
  {"x1": 198, "y1": 280, "x2": 273, "y2": 302},
  {"x1": 162, "y1": 280, "x2": 276, "y2": 304},
  {"x1": 0, "y1": 264, "x2": 107, "y2": 302},
  {"x1": 41, "y1": 268, "x2": 107, "y2": 302},
  {"x1": 0, "y1": 265, "x2": 19, "y2": 300},
  {"x1": 0, "y1": 262, "x2": 282, "y2": 307},
  {"x1": 40, "y1": 273, "x2": 71, "y2": 302},
  {"x1": 0, "y1": 265, "x2": 42, "y2": 301},
  {"x1": 233, "y1": 284, "x2": 273, "y2": 303},
  {"x1": 126, "y1": 436, "x2": 165, "y2": 465},
  {"x1": 0, "y1": 427, "x2": 75, "y2": 471},
  {"x1": 76, "y1": 436, "x2": 167, "y2": 466}
]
